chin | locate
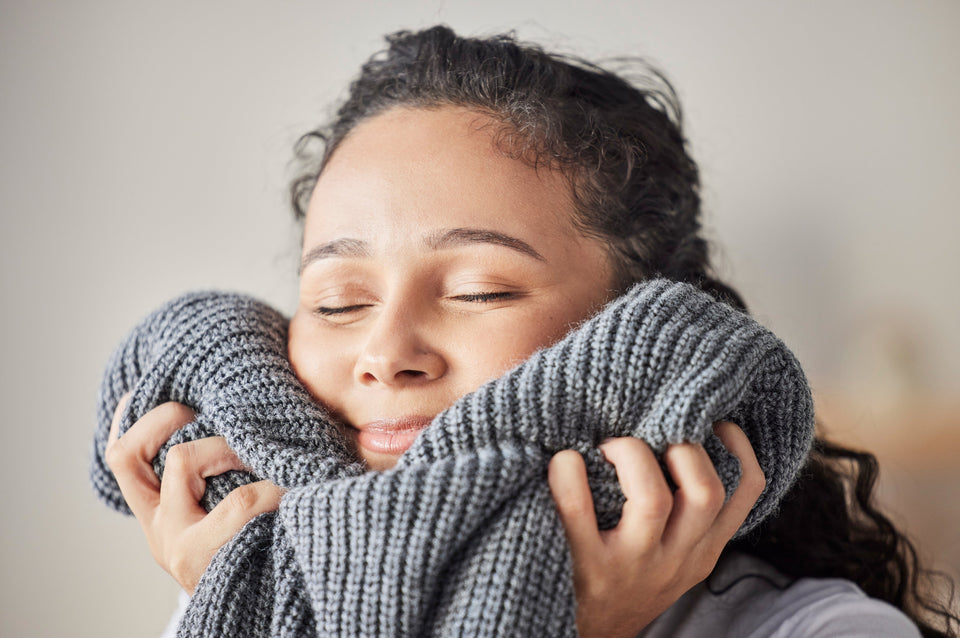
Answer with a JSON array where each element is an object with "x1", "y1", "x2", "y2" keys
[{"x1": 362, "y1": 451, "x2": 402, "y2": 472}]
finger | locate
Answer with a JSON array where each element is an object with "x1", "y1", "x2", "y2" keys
[
  {"x1": 660, "y1": 442, "x2": 726, "y2": 550},
  {"x1": 598, "y1": 438, "x2": 673, "y2": 550},
  {"x1": 108, "y1": 391, "x2": 133, "y2": 444},
  {"x1": 709, "y1": 422, "x2": 766, "y2": 542},
  {"x1": 120, "y1": 402, "x2": 198, "y2": 470},
  {"x1": 548, "y1": 450, "x2": 601, "y2": 556},
  {"x1": 202, "y1": 480, "x2": 284, "y2": 547},
  {"x1": 106, "y1": 402, "x2": 197, "y2": 519},
  {"x1": 160, "y1": 437, "x2": 250, "y2": 520}
]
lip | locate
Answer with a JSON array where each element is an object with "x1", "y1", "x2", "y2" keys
[{"x1": 354, "y1": 415, "x2": 434, "y2": 455}]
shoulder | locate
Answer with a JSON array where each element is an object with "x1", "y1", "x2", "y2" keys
[{"x1": 637, "y1": 552, "x2": 920, "y2": 638}]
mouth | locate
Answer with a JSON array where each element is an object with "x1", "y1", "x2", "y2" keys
[{"x1": 353, "y1": 415, "x2": 434, "y2": 456}]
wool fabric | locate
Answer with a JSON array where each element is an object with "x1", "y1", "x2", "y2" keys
[{"x1": 90, "y1": 279, "x2": 815, "y2": 637}]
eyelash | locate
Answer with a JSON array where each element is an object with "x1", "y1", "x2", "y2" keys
[
  {"x1": 450, "y1": 291, "x2": 515, "y2": 303},
  {"x1": 313, "y1": 292, "x2": 515, "y2": 316},
  {"x1": 313, "y1": 304, "x2": 371, "y2": 316}
]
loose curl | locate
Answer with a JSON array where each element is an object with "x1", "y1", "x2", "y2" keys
[{"x1": 289, "y1": 25, "x2": 958, "y2": 636}]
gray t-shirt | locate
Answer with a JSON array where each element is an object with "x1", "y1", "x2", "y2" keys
[
  {"x1": 637, "y1": 552, "x2": 920, "y2": 637},
  {"x1": 162, "y1": 552, "x2": 920, "y2": 637}
]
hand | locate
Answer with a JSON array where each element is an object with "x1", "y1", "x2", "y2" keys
[
  {"x1": 104, "y1": 393, "x2": 284, "y2": 594},
  {"x1": 548, "y1": 422, "x2": 765, "y2": 638}
]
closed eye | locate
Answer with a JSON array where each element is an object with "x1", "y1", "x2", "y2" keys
[
  {"x1": 450, "y1": 292, "x2": 516, "y2": 303},
  {"x1": 313, "y1": 304, "x2": 373, "y2": 316},
  {"x1": 313, "y1": 292, "x2": 516, "y2": 316}
]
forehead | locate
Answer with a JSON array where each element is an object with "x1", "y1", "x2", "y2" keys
[{"x1": 303, "y1": 106, "x2": 580, "y2": 246}]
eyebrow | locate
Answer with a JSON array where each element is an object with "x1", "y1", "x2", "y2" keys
[
  {"x1": 299, "y1": 227, "x2": 545, "y2": 272},
  {"x1": 424, "y1": 228, "x2": 546, "y2": 262},
  {"x1": 299, "y1": 238, "x2": 371, "y2": 273}
]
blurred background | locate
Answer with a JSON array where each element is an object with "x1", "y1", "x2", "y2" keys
[{"x1": 1, "y1": 1, "x2": 957, "y2": 635}]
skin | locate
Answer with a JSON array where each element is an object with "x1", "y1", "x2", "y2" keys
[
  {"x1": 105, "y1": 105, "x2": 765, "y2": 636},
  {"x1": 288, "y1": 106, "x2": 616, "y2": 470}
]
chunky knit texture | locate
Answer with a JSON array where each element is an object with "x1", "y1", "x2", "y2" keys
[{"x1": 90, "y1": 279, "x2": 815, "y2": 637}]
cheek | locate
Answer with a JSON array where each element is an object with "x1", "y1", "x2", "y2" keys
[
  {"x1": 452, "y1": 312, "x2": 572, "y2": 386},
  {"x1": 288, "y1": 313, "x2": 350, "y2": 409},
  {"x1": 470, "y1": 294, "x2": 606, "y2": 374}
]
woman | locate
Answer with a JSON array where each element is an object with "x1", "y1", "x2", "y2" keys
[{"x1": 101, "y1": 25, "x2": 957, "y2": 636}]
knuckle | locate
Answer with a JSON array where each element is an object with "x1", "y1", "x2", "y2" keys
[
  {"x1": 575, "y1": 560, "x2": 619, "y2": 602},
  {"x1": 690, "y1": 475, "x2": 726, "y2": 510},
  {"x1": 638, "y1": 489, "x2": 673, "y2": 520},
  {"x1": 165, "y1": 442, "x2": 196, "y2": 474},
  {"x1": 707, "y1": 478, "x2": 728, "y2": 507},
  {"x1": 225, "y1": 483, "x2": 259, "y2": 512},
  {"x1": 579, "y1": 578, "x2": 611, "y2": 605},
  {"x1": 103, "y1": 441, "x2": 119, "y2": 469},
  {"x1": 104, "y1": 436, "x2": 133, "y2": 472}
]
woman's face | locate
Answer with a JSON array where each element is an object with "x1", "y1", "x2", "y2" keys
[{"x1": 289, "y1": 106, "x2": 615, "y2": 470}]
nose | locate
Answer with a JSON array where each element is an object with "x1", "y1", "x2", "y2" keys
[{"x1": 354, "y1": 300, "x2": 447, "y2": 387}]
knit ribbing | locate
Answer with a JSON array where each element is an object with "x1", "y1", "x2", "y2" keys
[{"x1": 90, "y1": 279, "x2": 814, "y2": 636}]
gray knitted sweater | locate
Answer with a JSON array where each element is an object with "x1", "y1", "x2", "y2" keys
[{"x1": 90, "y1": 279, "x2": 814, "y2": 637}]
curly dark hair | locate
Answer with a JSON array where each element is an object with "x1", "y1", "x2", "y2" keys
[
  {"x1": 289, "y1": 24, "x2": 958, "y2": 636},
  {"x1": 290, "y1": 25, "x2": 740, "y2": 305}
]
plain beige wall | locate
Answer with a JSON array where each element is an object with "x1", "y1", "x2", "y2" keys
[{"x1": 2, "y1": 1, "x2": 957, "y2": 635}]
